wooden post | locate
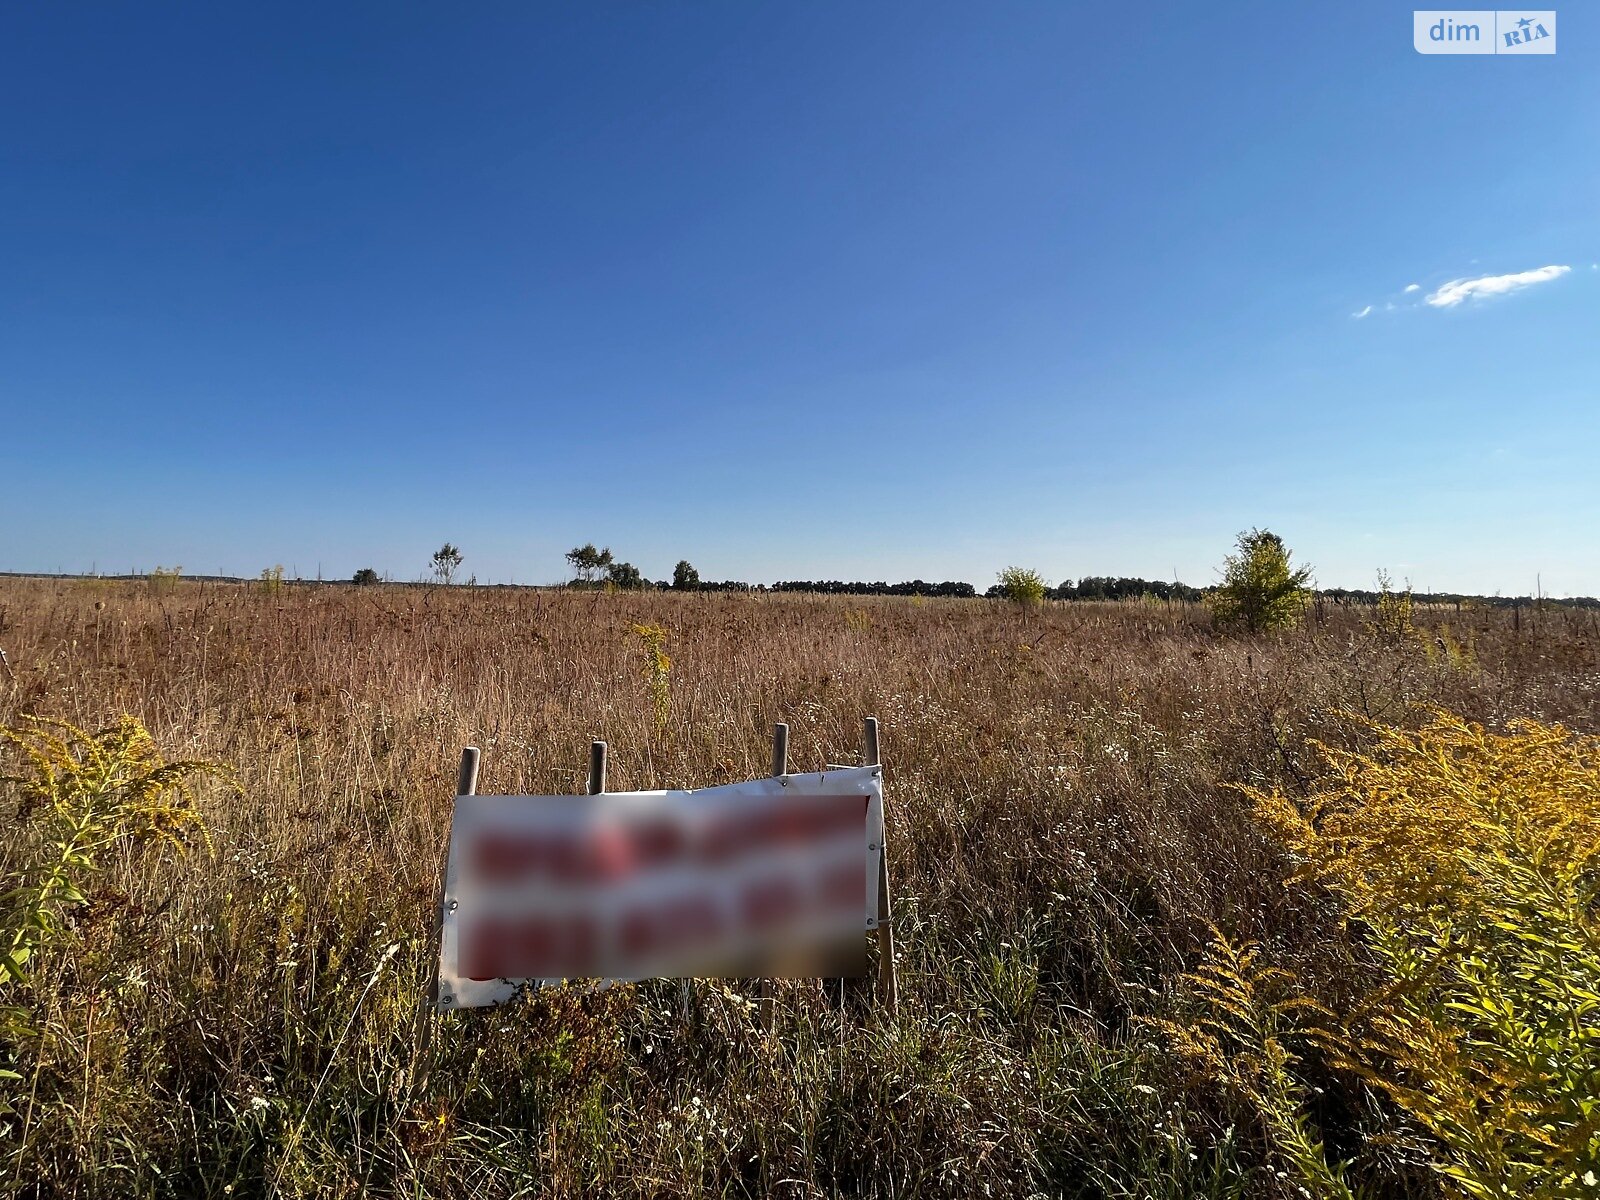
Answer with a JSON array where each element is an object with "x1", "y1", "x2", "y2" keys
[
  {"x1": 588, "y1": 741, "x2": 607, "y2": 795},
  {"x1": 759, "y1": 724, "x2": 789, "y2": 1031},
  {"x1": 770, "y1": 722, "x2": 789, "y2": 780},
  {"x1": 457, "y1": 746, "x2": 481, "y2": 798},
  {"x1": 865, "y1": 717, "x2": 898, "y2": 1015}
]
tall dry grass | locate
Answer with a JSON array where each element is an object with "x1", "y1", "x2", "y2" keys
[{"x1": 1, "y1": 578, "x2": 1597, "y2": 1198}]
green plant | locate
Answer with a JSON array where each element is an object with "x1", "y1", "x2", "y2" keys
[
  {"x1": 629, "y1": 623, "x2": 672, "y2": 735},
  {"x1": 1427, "y1": 623, "x2": 1478, "y2": 673},
  {"x1": 997, "y1": 567, "x2": 1047, "y2": 607},
  {"x1": 607, "y1": 561, "x2": 645, "y2": 590},
  {"x1": 566, "y1": 544, "x2": 613, "y2": 585},
  {"x1": 351, "y1": 567, "x2": 380, "y2": 586},
  {"x1": 146, "y1": 565, "x2": 182, "y2": 594},
  {"x1": 1370, "y1": 570, "x2": 1419, "y2": 649},
  {"x1": 1, "y1": 716, "x2": 226, "y2": 1109},
  {"x1": 1149, "y1": 932, "x2": 1352, "y2": 1200},
  {"x1": 258, "y1": 564, "x2": 285, "y2": 595},
  {"x1": 1248, "y1": 713, "x2": 1600, "y2": 1197},
  {"x1": 672, "y1": 560, "x2": 701, "y2": 590},
  {"x1": 431, "y1": 543, "x2": 463, "y2": 585},
  {"x1": 1208, "y1": 529, "x2": 1311, "y2": 633}
]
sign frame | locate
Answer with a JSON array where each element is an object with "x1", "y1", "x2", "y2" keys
[{"x1": 426, "y1": 719, "x2": 898, "y2": 1019}]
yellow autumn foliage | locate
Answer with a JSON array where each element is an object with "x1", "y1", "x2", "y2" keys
[
  {"x1": 2, "y1": 716, "x2": 228, "y2": 1108},
  {"x1": 1246, "y1": 712, "x2": 1600, "y2": 1199},
  {"x1": 1144, "y1": 933, "x2": 1354, "y2": 1200},
  {"x1": 629, "y1": 622, "x2": 672, "y2": 736}
]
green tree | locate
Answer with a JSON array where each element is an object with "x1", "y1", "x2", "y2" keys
[
  {"x1": 1209, "y1": 528, "x2": 1312, "y2": 633},
  {"x1": 672, "y1": 560, "x2": 700, "y2": 590},
  {"x1": 606, "y1": 561, "x2": 645, "y2": 590},
  {"x1": 565, "y1": 544, "x2": 613, "y2": 585},
  {"x1": 997, "y1": 566, "x2": 1047, "y2": 606},
  {"x1": 351, "y1": 568, "x2": 380, "y2": 586},
  {"x1": 430, "y1": 544, "x2": 463, "y2": 585}
]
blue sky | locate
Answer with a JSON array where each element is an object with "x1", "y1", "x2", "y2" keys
[{"x1": 3, "y1": 4, "x2": 1596, "y2": 593}]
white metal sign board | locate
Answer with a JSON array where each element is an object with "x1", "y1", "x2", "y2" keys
[{"x1": 437, "y1": 766, "x2": 883, "y2": 1009}]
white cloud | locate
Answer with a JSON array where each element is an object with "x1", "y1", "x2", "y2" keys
[
  {"x1": 1403, "y1": 283, "x2": 1420, "y2": 293},
  {"x1": 1425, "y1": 264, "x2": 1570, "y2": 308},
  {"x1": 1351, "y1": 305, "x2": 1372, "y2": 319}
]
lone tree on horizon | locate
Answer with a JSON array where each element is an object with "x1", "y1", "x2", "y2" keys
[
  {"x1": 672, "y1": 560, "x2": 701, "y2": 590},
  {"x1": 1209, "y1": 528, "x2": 1312, "y2": 633},
  {"x1": 430, "y1": 543, "x2": 463, "y2": 585},
  {"x1": 997, "y1": 566, "x2": 1047, "y2": 606}
]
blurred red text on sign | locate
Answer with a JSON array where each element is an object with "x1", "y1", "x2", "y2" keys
[{"x1": 437, "y1": 767, "x2": 883, "y2": 1008}]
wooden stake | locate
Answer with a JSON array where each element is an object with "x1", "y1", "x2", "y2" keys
[
  {"x1": 770, "y1": 722, "x2": 789, "y2": 780},
  {"x1": 457, "y1": 746, "x2": 481, "y2": 798},
  {"x1": 588, "y1": 741, "x2": 607, "y2": 795},
  {"x1": 865, "y1": 717, "x2": 898, "y2": 1015},
  {"x1": 759, "y1": 724, "x2": 789, "y2": 1031}
]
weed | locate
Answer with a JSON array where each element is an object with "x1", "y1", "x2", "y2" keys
[
  {"x1": 146, "y1": 565, "x2": 182, "y2": 594},
  {"x1": 1247, "y1": 713, "x2": 1600, "y2": 1196},
  {"x1": 1, "y1": 716, "x2": 227, "y2": 1119},
  {"x1": 1370, "y1": 570, "x2": 1420, "y2": 650},
  {"x1": 1146, "y1": 932, "x2": 1353, "y2": 1200},
  {"x1": 630, "y1": 622, "x2": 672, "y2": 737}
]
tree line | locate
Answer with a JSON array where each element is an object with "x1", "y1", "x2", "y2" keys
[{"x1": 340, "y1": 538, "x2": 1600, "y2": 613}]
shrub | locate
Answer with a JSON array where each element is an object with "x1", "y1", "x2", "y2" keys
[
  {"x1": 147, "y1": 565, "x2": 182, "y2": 594},
  {"x1": 1208, "y1": 529, "x2": 1311, "y2": 633},
  {"x1": 997, "y1": 567, "x2": 1047, "y2": 607},
  {"x1": 629, "y1": 623, "x2": 671, "y2": 735},
  {"x1": 1246, "y1": 713, "x2": 1600, "y2": 1197},
  {"x1": 1, "y1": 717, "x2": 227, "y2": 1112},
  {"x1": 1148, "y1": 933, "x2": 1352, "y2": 1199},
  {"x1": 351, "y1": 568, "x2": 380, "y2": 586},
  {"x1": 607, "y1": 561, "x2": 645, "y2": 590},
  {"x1": 1370, "y1": 569, "x2": 1419, "y2": 649}
]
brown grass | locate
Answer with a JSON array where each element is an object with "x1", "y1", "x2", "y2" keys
[{"x1": 2, "y1": 578, "x2": 1596, "y2": 1198}]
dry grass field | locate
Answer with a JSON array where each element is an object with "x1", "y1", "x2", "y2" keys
[{"x1": 2, "y1": 577, "x2": 1597, "y2": 1198}]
